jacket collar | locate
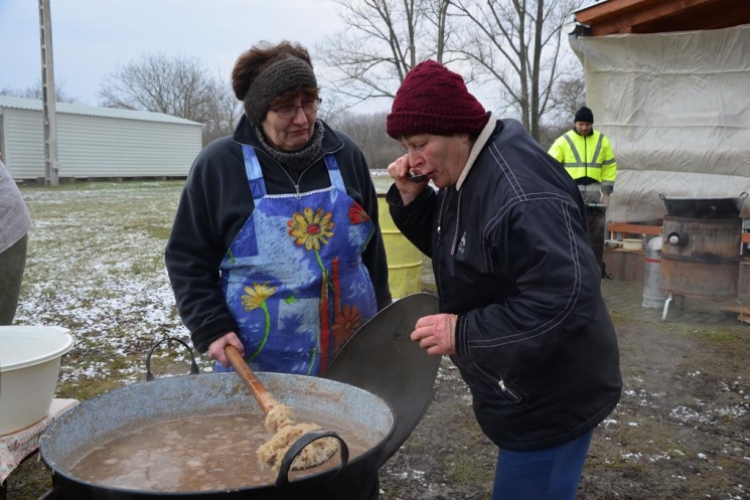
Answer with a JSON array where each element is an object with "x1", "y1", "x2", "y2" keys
[
  {"x1": 571, "y1": 127, "x2": 595, "y2": 137},
  {"x1": 232, "y1": 114, "x2": 345, "y2": 157},
  {"x1": 457, "y1": 112, "x2": 498, "y2": 191}
]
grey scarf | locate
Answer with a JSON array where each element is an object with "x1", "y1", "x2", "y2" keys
[{"x1": 254, "y1": 120, "x2": 325, "y2": 180}]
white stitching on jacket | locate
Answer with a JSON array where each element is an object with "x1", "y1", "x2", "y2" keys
[{"x1": 471, "y1": 198, "x2": 582, "y2": 347}]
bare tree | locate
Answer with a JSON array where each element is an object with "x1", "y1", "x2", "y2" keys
[
  {"x1": 449, "y1": 0, "x2": 585, "y2": 141},
  {"x1": 0, "y1": 80, "x2": 78, "y2": 103},
  {"x1": 317, "y1": 90, "x2": 350, "y2": 129},
  {"x1": 99, "y1": 52, "x2": 210, "y2": 116},
  {"x1": 317, "y1": 0, "x2": 451, "y2": 107},
  {"x1": 99, "y1": 52, "x2": 240, "y2": 145},
  {"x1": 537, "y1": 62, "x2": 587, "y2": 148},
  {"x1": 202, "y1": 81, "x2": 242, "y2": 146},
  {"x1": 550, "y1": 70, "x2": 586, "y2": 121},
  {"x1": 337, "y1": 112, "x2": 403, "y2": 169}
]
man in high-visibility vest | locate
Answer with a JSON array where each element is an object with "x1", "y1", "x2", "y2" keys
[
  {"x1": 548, "y1": 106, "x2": 617, "y2": 206},
  {"x1": 549, "y1": 107, "x2": 617, "y2": 279}
]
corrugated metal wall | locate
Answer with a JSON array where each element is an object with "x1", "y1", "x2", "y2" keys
[
  {"x1": 2, "y1": 108, "x2": 44, "y2": 178},
  {"x1": 1, "y1": 107, "x2": 202, "y2": 179}
]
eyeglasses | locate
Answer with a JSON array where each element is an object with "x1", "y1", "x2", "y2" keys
[{"x1": 272, "y1": 99, "x2": 322, "y2": 119}]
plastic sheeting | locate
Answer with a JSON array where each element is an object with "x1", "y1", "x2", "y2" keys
[{"x1": 570, "y1": 24, "x2": 750, "y2": 222}]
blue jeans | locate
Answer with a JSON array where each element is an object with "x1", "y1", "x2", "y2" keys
[{"x1": 491, "y1": 430, "x2": 594, "y2": 500}]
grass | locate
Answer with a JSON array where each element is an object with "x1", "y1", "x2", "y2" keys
[
  {"x1": 15, "y1": 180, "x2": 196, "y2": 393},
  {"x1": 446, "y1": 458, "x2": 493, "y2": 485}
]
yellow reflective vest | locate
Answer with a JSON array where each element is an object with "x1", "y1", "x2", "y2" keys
[{"x1": 548, "y1": 130, "x2": 617, "y2": 190}]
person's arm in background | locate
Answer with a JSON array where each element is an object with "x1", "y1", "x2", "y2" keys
[{"x1": 600, "y1": 135, "x2": 617, "y2": 205}]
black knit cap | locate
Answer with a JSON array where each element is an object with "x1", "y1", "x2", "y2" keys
[
  {"x1": 387, "y1": 60, "x2": 488, "y2": 138},
  {"x1": 574, "y1": 106, "x2": 594, "y2": 124}
]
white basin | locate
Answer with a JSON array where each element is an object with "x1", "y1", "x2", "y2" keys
[{"x1": 0, "y1": 326, "x2": 74, "y2": 436}]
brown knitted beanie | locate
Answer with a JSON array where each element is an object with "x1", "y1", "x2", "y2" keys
[
  {"x1": 387, "y1": 60, "x2": 488, "y2": 139},
  {"x1": 244, "y1": 57, "x2": 317, "y2": 126}
]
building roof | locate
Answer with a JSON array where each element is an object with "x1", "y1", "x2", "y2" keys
[
  {"x1": 0, "y1": 96, "x2": 203, "y2": 126},
  {"x1": 574, "y1": 0, "x2": 750, "y2": 36}
]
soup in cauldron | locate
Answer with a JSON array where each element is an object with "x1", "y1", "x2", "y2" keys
[{"x1": 69, "y1": 411, "x2": 371, "y2": 492}]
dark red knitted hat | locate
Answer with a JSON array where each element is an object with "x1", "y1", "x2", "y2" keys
[{"x1": 387, "y1": 60, "x2": 488, "y2": 139}]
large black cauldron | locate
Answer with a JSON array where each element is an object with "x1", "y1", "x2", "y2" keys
[
  {"x1": 40, "y1": 371, "x2": 394, "y2": 499},
  {"x1": 41, "y1": 293, "x2": 443, "y2": 499}
]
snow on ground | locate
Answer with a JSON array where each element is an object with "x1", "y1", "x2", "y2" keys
[{"x1": 15, "y1": 182, "x2": 192, "y2": 384}]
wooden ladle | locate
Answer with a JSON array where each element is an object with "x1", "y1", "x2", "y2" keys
[{"x1": 224, "y1": 345, "x2": 339, "y2": 471}]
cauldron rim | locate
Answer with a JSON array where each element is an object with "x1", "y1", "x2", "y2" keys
[
  {"x1": 41, "y1": 372, "x2": 395, "y2": 499},
  {"x1": 659, "y1": 192, "x2": 747, "y2": 219}
]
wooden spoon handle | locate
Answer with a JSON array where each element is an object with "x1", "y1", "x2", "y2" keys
[{"x1": 225, "y1": 345, "x2": 280, "y2": 415}]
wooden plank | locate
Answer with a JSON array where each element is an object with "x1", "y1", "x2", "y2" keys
[
  {"x1": 720, "y1": 305, "x2": 750, "y2": 315},
  {"x1": 607, "y1": 222, "x2": 662, "y2": 236},
  {"x1": 603, "y1": 247, "x2": 645, "y2": 282}
]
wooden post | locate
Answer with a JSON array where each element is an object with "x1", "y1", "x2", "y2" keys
[
  {"x1": 39, "y1": 0, "x2": 59, "y2": 187},
  {"x1": 738, "y1": 260, "x2": 750, "y2": 295}
]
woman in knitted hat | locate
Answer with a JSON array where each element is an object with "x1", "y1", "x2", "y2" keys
[
  {"x1": 386, "y1": 60, "x2": 621, "y2": 500},
  {"x1": 166, "y1": 41, "x2": 391, "y2": 381}
]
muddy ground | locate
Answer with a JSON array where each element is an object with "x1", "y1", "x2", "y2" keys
[
  {"x1": 377, "y1": 282, "x2": 750, "y2": 500},
  {"x1": 6, "y1": 282, "x2": 750, "y2": 499}
]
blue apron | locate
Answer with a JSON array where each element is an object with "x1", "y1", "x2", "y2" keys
[{"x1": 217, "y1": 145, "x2": 378, "y2": 375}]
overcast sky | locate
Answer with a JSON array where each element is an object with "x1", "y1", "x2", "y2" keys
[{"x1": 0, "y1": 0, "x2": 393, "y2": 113}]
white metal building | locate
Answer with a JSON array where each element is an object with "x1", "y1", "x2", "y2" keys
[{"x1": 0, "y1": 96, "x2": 203, "y2": 180}]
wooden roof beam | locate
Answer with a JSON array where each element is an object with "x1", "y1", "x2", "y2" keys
[
  {"x1": 635, "y1": 2, "x2": 750, "y2": 33},
  {"x1": 576, "y1": 0, "x2": 722, "y2": 35},
  {"x1": 576, "y1": 0, "x2": 658, "y2": 24}
]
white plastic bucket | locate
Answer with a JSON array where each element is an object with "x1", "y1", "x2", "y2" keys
[
  {"x1": 622, "y1": 238, "x2": 643, "y2": 251},
  {"x1": 0, "y1": 326, "x2": 74, "y2": 435}
]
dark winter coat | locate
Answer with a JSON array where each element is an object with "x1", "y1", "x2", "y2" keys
[
  {"x1": 166, "y1": 115, "x2": 392, "y2": 353},
  {"x1": 387, "y1": 116, "x2": 622, "y2": 452}
]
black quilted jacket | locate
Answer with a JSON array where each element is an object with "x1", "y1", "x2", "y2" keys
[{"x1": 387, "y1": 118, "x2": 622, "y2": 452}]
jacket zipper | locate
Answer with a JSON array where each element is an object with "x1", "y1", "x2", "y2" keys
[
  {"x1": 584, "y1": 134, "x2": 588, "y2": 181},
  {"x1": 249, "y1": 136, "x2": 344, "y2": 200},
  {"x1": 276, "y1": 164, "x2": 313, "y2": 200},
  {"x1": 450, "y1": 189, "x2": 463, "y2": 256},
  {"x1": 438, "y1": 184, "x2": 521, "y2": 404},
  {"x1": 473, "y1": 362, "x2": 522, "y2": 403},
  {"x1": 498, "y1": 377, "x2": 522, "y2": 403},
  {"x1": 435, "y1": 190, "x2": 449, "y2": 295}
]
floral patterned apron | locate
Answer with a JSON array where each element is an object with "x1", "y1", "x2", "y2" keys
[{"x1": 216, "y1": 145, "x2": 377, "y2": 375}]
